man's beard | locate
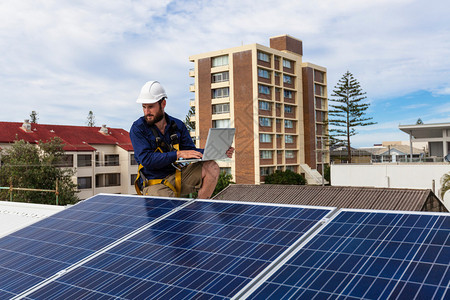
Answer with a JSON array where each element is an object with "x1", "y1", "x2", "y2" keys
[{"x1": 145, "y1": 109, "x2": 164, "y2": 126}]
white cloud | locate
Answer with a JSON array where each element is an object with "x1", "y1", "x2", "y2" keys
[{"x1": 0, "y1": 0, "x2": 449, "y2": 142}]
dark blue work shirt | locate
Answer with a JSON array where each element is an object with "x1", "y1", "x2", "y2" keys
[{"x1": 130, "y1": 114, "x2": 202, "y2": 180}]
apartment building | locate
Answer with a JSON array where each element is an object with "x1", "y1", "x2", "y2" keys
[
  {"x1": 189, "y1": 35, "x2": 329, "y2": 184},
  {"x1": 0, "y1": 120, "x2": 137, "y2": 200}
]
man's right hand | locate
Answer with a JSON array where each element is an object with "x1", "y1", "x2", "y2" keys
[{"x1": 177, "y1": 150, "x2": 203, "y2": 159}]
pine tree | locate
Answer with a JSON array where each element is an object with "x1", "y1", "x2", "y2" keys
[
  {"x1": 30, "y1": 111, "x2": 38, "y2": 123},
  {"x1": 86, "y1": 111, "x2": 95, "y2": 127},
  {"x1": 328, "y1": 71, "x2": 376, "y2": 163},
  {"x1": 184, "y1": 106, "x2": 195, "y2": 132}
]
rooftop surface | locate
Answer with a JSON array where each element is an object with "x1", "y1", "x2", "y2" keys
[
  {"x1": 0, "y1": 201, "x2": 66, "y2": 238},
  {"x1": 213, "y1": 184, "x2": 448, "y2": 212},
  {"x1": 0, "y1": 121, "x2": 133, "y2": 151}
]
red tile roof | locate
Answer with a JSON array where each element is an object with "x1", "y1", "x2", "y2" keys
[{"x1": 0, "y1": 122, "x2": 133, "y2": 152}]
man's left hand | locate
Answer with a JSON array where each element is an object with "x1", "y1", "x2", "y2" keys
[{"x1": 226, "y1": 147, "x2": 235, "y2": 158}]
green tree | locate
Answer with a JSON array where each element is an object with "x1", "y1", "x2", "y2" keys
[
  {"x1": 213, "y1": 172, "x2": 234, "y2": 196},
  {"x1": 264, "y1": 169, "x2": 306, "y2": 185},
  {"x1": 328, "y1": 71, "x2": 376, "y2": 163},
  {"x1": 0, "y1": 138, "x2": 78, "y2": 205},
  {"x1": 30, "y1": 111, "x2": 38, "y2": 123},
  {"x1": 86, "y1": 110, "x2": 95, "y2": 127},
  {"x1": 184, "y1": 106, "x2": 195, "y2": 132}
]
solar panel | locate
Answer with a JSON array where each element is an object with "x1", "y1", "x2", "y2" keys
[
  {"x1": 243, "y1": 209, "x2": 450, "y2": 299},
  {"x1": 22, "y1": 200, "x2": 334, "y2": 299},
  {"x1": 0, "y1": 194, "x2": 187, "y2": 297}
]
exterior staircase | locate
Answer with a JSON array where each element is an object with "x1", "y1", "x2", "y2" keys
[{"x1": 299, "y1": 164, "x2": 328, "y2": 185}]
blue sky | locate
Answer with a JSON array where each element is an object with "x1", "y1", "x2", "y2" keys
[{"x1": 0, "y1": 0, "x2": 449, "y2": 147}]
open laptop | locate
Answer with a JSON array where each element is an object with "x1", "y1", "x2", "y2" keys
[{"x1": 175, "y1": 128, "x2": 235, "y2": 164}]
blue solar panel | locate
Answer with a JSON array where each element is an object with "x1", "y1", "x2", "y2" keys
[
  {"x1": 246, "y1": 210, "x2": 450, "y2": 299},
  {"x1": 25, "y1": 200, "x2": 333, "y2": 299},
  {"x1": 0, "y1": 194, "x2": 186, "y2": 297}
]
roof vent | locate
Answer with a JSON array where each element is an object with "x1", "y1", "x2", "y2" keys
[
  {"x1": 99, "y1": 124, "x2": 109, "y2": 135},
  {"x1": 21, "y1": 119, "x2": 32, "y2": 132}
]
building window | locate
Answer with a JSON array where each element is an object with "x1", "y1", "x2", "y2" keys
[
  {"x1": 212, "y1": 119, "x2": 230, "y2": 128},
  {"x1": 283, "y1": 59, "x2": 292, "y2": 68},
  {"x1": 257, "y1": 51, "x2": 270, "y2": 62},
  {"x1": 259, "y1": 117, "x2": 271, "y2": 127},
  {"x1": 130, "y1": 154, "x2": 138, "y2": 165},
  {"x1": 259, "y1": 101, "x2": 270, "y2": 111},
  {"x1": 212, "y1": 103, "x2": 230, "y2": 114},
  {"x1": 260, "y1": 150, "x2": 273, "y2": 159},
  {"x1": 286, "y1": 150, "x2": 295, "y2": 159},
  {"x1": 315, "y1": 84, "x2": 325, "y2": 96},
  {"x1": 77, "y1": 154, "x2": 92, "y2": 167},
  {"x1": 212, "y1": 71, "x2": 229, "y2": 83},
  {"x1": 220, "y1": 167, "x2": 231, "y2": 175},
  {"x1": 284, "y1": 105, "x2": 293, "y2": 113},
  {"x1": 283, "y1": 75, "x2": 292, "y2": 84},
  {"x1": 212, "y1": 87, "x2": 229, "y2": 99},
  {"x1": 258, "y1": 68, "x2": 270, "y2": 79},
  {"x1": 105, "y1": 154, "x2": 119, "y2": 166},
  {"x1": 96, "y1": 173, "x2": 121, "y2": 188},
  {"x1": 212, "y1": 55, "x2": 229, "y2": 67},
  {"x1": 258, "y1": 84, "x2": 270, "y2": 95},
  {"x1": 77, "y1": 177, "x2": 92, "y2": 189},
  {"x1": 131, "y1": 174, "x2": 137, "y2": 185},
  {"x1": 284, "y1": 90, "x2": 293, "y2": 98},
  {"x1": 285, "y1": 120, "x2": 293, "y2": 128},
  {"x1": 286, "y1": 166, "x2": 295, "y2": 172},
  {"x1": 54, "y1": 154, "x2": 73, "y2": 167},
  {"x1": 260, "y1": 167, "x2": 274, "y2": 176},
  {"x1": 285, "y1": 135, "x2": 294, "y2": 143},
  {"x1": 260, "y1": 134, "x2": 272, "y2": 143}
]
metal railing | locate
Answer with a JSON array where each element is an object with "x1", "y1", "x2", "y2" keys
[{"x1": 0, "y1": 179, "x2": 59, "y2": 205}]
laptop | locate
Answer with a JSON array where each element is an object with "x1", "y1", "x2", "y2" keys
[{"x1": 175, "y1": 128, "x2": 235, "y2": 164}]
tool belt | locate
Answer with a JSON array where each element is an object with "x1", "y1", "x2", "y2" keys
[{"x1": 134, "y1": 122, "x2": 184, "y2": 197}]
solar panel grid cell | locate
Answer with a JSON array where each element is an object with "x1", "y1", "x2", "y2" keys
[
  {"x1": 246, "y1": 210, "x2": 449, "y2": 300},
  {"x1": 26, "y1": 200, "x2": 332, "y2": 299}
]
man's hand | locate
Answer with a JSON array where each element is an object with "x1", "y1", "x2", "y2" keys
[
  {"x1": 226, "y1": 147, "x2": 235, "y2": 158},
  {"x1": 177, "y1": 150, "x2": 203, "y2": 159}
]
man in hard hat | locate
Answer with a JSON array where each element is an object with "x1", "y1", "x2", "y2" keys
[{"x1": 130, "y1": 81, "x2": 234, "y2": 199}]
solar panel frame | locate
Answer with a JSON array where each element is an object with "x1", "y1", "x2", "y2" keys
[
  {"x1": 240, "y1": 208, "x2": 450, "y2": 300},
  {"x1": 23, "y1": 198, "x2": 336, "y2": 299}
]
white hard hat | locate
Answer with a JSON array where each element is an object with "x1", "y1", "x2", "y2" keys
[{"x1": 136, "y1": 81, "x2": 167, "y2": 104}]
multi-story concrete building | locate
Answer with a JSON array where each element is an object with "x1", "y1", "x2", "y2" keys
[
  {"x1": 189, "y1": 35, "x2": 329, "y2": 184},
  {"x1": 0, "y1": 120, "x2": 137, "y2": 200}
]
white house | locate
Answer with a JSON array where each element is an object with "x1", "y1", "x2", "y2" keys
[{"x1": 0, "y1": 120, "x2": 138, "y2": 200}]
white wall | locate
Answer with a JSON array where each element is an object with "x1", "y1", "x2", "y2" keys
[{"x1": 331, "y1": 163, "x2": 450, "y2": 198}]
